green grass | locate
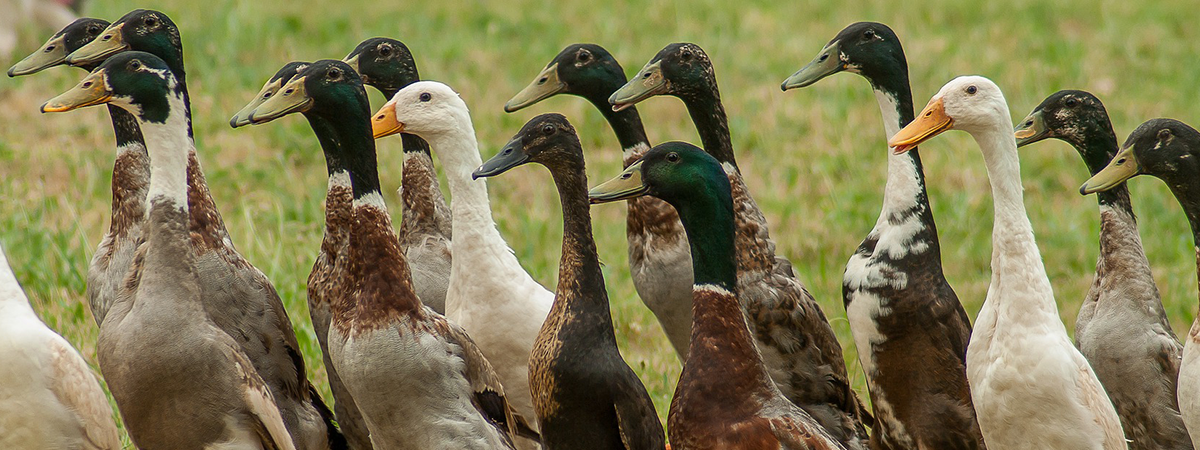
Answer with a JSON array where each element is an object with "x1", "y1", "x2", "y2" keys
[{"x1": 2, "y1": 0, "x2": 1199, "y2": 437}]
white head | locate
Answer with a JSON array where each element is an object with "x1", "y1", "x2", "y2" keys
[
  {"x1": 372, "y1": 81, "x2": 472, "y2": 141},
  {"x1": 889, "y1": 75, "x2": 1012, "y2": 153}
]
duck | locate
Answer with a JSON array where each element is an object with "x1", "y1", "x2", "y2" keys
[
  {"x1": 249, "y1": 59, "x2": 532, "y2": 449},
  {"x1": 473, "y1": 113, "x2": 666, "y2": 449},
  {"x1": 9, "y1": 17, "x2": 150, "y2": 327},
  {"x1": 780, "y1": 22, "x2": 983, "y2": 450},
  {"x1": 63, "y1": 10, "x2": 343, "y2": 449},
  {"x1": 610, "y1": 42, "x2": 870, "y2": 448},
  {"x1": 41, "y1": 50, "x2": 297, "y2": 450},
  {"x1": 503, "y1": 43, "x2": 693, "y2": 361},
  {"x1": 1080, "y1": 118, "x2": 1200, "y2": 449},
  {"x1": 234, "y1": 61, "x2": 374, "y2": 450},
  {"x1": 0, "y1": 242, "x2": 121, "y2": 450},
  {"x1": 372, "y1": 80, "x2": 552, "y2": 449},
  {"x1": 1015, "y1": 91, "x2": 1189, "y2": 450},
  {"x1": 344, "y1": 37, "x2": 453, "y2": 315},
  {"x1": 589, "y1": 141, "x2": 845, "y2": 450},
  {"x1": 889, "y1": 75, "x2": 1126, "y2": 449}
]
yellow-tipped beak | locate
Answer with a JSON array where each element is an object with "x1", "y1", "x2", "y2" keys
[
  {"x1": 247, "y1": 76, "x2": 312, "y2": 124},
  {"x1": 8, "y1": 34, "x2": 68, "y2": 77},
  {"x1": 231, "y1": 78, "x2": 283, "y2": 128},
  {"x1": 371, "y1": 102, "x2": 404, "y2": 138},
  {"x1": 65, "y1": 23, "x2": 127, "y2": 67},
  {"x1": 889, "y1": 97, "x2": 953, "y2": 154},
  {"x1": 1080, "y1": 146, "x2": 1140, "y2": 194},
  {"x1": 41, "y1": 70, "x2": 112, "y2": 113},
  {"x1": 504, "y1": 63, "x2": 565, "y2": 113},
  {"x1": 588, "y1": 160, "x2": 649, "y2": 204}
]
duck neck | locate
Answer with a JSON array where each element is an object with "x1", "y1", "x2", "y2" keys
[
  {"x1": 548, "y1": 153, "x2": 610, "y2": 315},
  {"x1": 682, "y1": 87, "x2": 738, "y2": 168},
  {"x1": 872, "y1": 84, "x2": 935, "y2": 232},
  {"x1": 426, "y1": 114, "x2": 512, "y2": 258},
  {"x1": 106, "y1": 105, "x2": 150, "y2": 236},
  {"x1": 581, "y1": 88, "x2": 651, "y2": 162},
  {"x1": 975, "y1": 122, "x2": 1057, "y2": 317},
  {"x1": 0, "y1": 246, "x2": 33, "y2": 313},
  {"x1": 1166, "y1": 180, "x2": 1200, "y2": 307},
  {"x1": 139, "y1": 92, "x2": 193, "y2": 214},
  {"x1": 1078, "y1": 127, "x2": 1135, "y2": 216}
]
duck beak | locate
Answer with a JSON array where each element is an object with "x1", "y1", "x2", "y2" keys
[
  {"x1": 781, "y1": 40, "x2": 842, "y2": 91},
  {"x1": 231, "y1": 78, "x2": 285, "y2": 128},
  {"x1": 473, "y1": 139, "x2": 529, "y2": 179},
  {"x1": 342, "y1": 53, "x2": 361, "y2": 72},
  {"x1": 1080, "y1": 145, "x2": 1140, "y2": 195},
  {"x1": 8, "y1": 33, "x2": 69, "y2": 77},
  {"x1": 589, "y1": 160, "x2": 649, "y2": 203},
  {"x1": 609, "y1": 60, "x2": 666, "y2": 112},
  {"x1": 41, "y1": 69, "x2": 112, "y2": 113},
  {"x1": 371, "y1": 101, "x2": 404, "y2": 138},
  {"x1": 248, "y1": 76, "x2": 312, "y2": 124},
  {"x1": 1013, "y1": 109, "x2": 1050, "y2": 147},
  {"x1": 889, "y1": 97, "x2": 952, "y2": 154},
  {"x1": 66, "y1": 22, "x2": 127, "y2": 67},
  {"x1": 504, "y1": 63, "x2": 566, "y2": 113}
]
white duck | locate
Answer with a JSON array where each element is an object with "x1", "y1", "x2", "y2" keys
[
  {"x1": 0, "y1": 243, "x2": 121, "y2": 450},
  {"x1": 889, "y1": 76, "x2": 1127, "y2": 450},
  {"x1": 373, "y1": 81, "x2": 553, "y2": 448}
]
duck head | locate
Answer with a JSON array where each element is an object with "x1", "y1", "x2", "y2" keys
[
  {"x1": 248, "y1": 60, "x2": 368, "y2": 125},
  {"x1": 344, "y1": 37, "x2": 419, "y2": 97},
  {"x1": 1014, "y1": 90, "x2": 1113, "y2": 148},
  {"x1": 889, "y1": 76, "x2": 1008, "y2": 153},
  {"x1": 371, "y1": 81, "x2": 469, "y2": 140},
  {"x1": 8, "y1": 18, "x2": 110, "y2": 76},
  {"x1": 42, "y1": 51, "x2": 177, "y2": 123},
  {"x1": 505, "y1": 44, "x2": 626, "y2": 112},
  {"x1": 781, "y1": 21, "x2": 906, "y2": 91},
  {"x1": 473, "y1": 113, "x2": 581, "y2": 178},
  {"x1": 1081, "y1": 118, "x2": 1200, "y2": 196},
  {"x1": 67, "y1": 9, "x2": 183, "y2": 75},
  {"x1": 589, "y1": 141, "x2": 724, "y2": 204},
  {"x1": 609, "y1": 43, "x2": 714, "y2": 111}
]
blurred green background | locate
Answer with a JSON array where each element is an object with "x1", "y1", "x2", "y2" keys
[{"x1": 2, "y1": 0, "x2": 1198, "y2": 436}]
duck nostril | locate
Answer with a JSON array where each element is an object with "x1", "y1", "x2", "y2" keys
[
  {"x1": 643, "y1": 72, "x2": 651, "y2": 79},
  {"x1": 44, "y1": 45, "x2": 55, "y2": 52},
  {"x1": 620, "y1": 173, "x2": 631, "y2": 180},
  {"x1": 538, "y1": 77, "x2": 547, "y2": 84},
  {"x1": 82, "y1": 81, "x2": 92, "y2": 88},
  {"x1": 102, "y1": 34, "x2": 112, "y2": 41},
  {"x1": 1025, "y1": 120, "x2": 1033, "y2": 127},
  {"x1": 819, "y1": 53, "x2": 828, "y2": 62},
  {"x1": 284, "y1": 89, "x2": 294, "y2": 95}
]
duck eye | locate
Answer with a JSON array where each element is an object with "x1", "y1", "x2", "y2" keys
[
  {"x1": 542, "y1": 124, "x2": 555, "y2": 135},
  {"x1": 419, "y1": 92, "x2": 432, "y2": 102},
  {"x1": 1064, "y1": 98, "x2": 1078, "y2": 107},
  {"x1": 144, "y1": 16, "x2": 157, "y2": 26},
  {"x1": 666, "y1": 152, "x2": 680, "y2": 162},
  {"x1": 680, "y1": 50, "x2": 693, "y2": 60},
  {"x1": 1158, "y1": 129, "x2": 1173, "y2": 140},
  {"x1": 129, "y1": 60, "x2": 142, "y2": 70},
  {"x1": 87, "y1": 25, "x2": 99, "y2": 34},
  {"x1": 378, "y1": 44, "x2": 392, "y2": 57},
  {"x1": 966, "y1": 85, "x2": 977, "y2": 95},
  {"x1": 578, "y1": 51, "x2": 591, "y2": 62},
  {"x1": 864, "y1": 29, "x2": 876, "y2": 39},
  {"x1": 328, "y1": 68, "x2": 342, "y2": 80}
]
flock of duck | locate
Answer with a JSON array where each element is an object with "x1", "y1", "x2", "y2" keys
[{"x1": 3, "y1": 9, "x2": 1200, "y2": 450}]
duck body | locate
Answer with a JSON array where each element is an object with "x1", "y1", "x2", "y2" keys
[
  {"x1": 345, "y1": 37, "x2": 453, "y2": 315},
  {"x1": 46, "y1": 51, "x2": 298, "y2": 450},
  {"x1": 782, "y1": 22, "x2": 981, "y2": 450},
  {"x1": 1080, "y1": 118, "x2": 1200, "y2": 449},
  {"x1": 1015, "y1": 91, "x2": 1188, "y2": 450},
  {"x1": 504, "y1": 44, "x2": 693, "y2": 360},
  {"x1": 891, "y1": 76, "x2": 1126, "y2": 450},
  {"x1": 66, "y1": 11, "x2": 340, "y2": 449},
  {"x1": 474, "y1": 113, "x2": 666, "y2": 449},
  {"x1": 377, "y1": 80, "x2": 552, "y2": 447},
  {"x1": 611, "y1": 43, "x2": 869, "y2": 448},
  {"x1": 254, "y1": 62, "x2": 525, "y2": 449},
  {"x1": 0, "y1": 246, "x2": 121, "y2": 450},
  {"x1": 589, "y1": 143, "x2": 845, "y2": 450}
]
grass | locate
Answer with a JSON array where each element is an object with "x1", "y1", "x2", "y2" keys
[{"x1": 2, "y1": 0, "x2": 1199, "y2": 437}]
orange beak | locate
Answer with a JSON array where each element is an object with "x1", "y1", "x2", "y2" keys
[
  {"x1": 889, "y1": 97, "x2": 953, "y2": 154},
  {"x1": 371, "y1": 102, "x2": 404, "y2": 138}
]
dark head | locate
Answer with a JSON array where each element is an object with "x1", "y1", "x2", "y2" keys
[
  {"x1": 589, "y1": 141, "x2": 728, "y2": 207},
  {"x1": 42, "y1": 51, "x2": 179, "y2": 124},
  {"x1": 66, "y1": 9, "x2": 184, "y2": 77},
  {"x1": 248, "y1": 60, "x2": 369, "y2": 125},
  {"x1": 1015, "y1": 90, "x2": 1114, "y2": 149},
  {"x1": 504, "y1": 44, "x2": 627, "y2": 112},
  {"x1": 8, "y1": 18, "x2": 110, "y2": 76},
  {"x1": 609, "y1": 43, "x2": 714, "y2": 111},
  {"x1": 781, "y1": 22, "x2": 906, "y2": 91},
  {"x1": 343, "y1": 37, "x2": 419, "y2": 98},
  {"x1": 230, "y1": 61, "x2": 310, "y2": 128},
  {"x1": 473, "y1": 113, "x2": 581, "y2": 179},
  {"x1": 1082, "y1": 119, "x2": 1200, "y2": 197}
]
